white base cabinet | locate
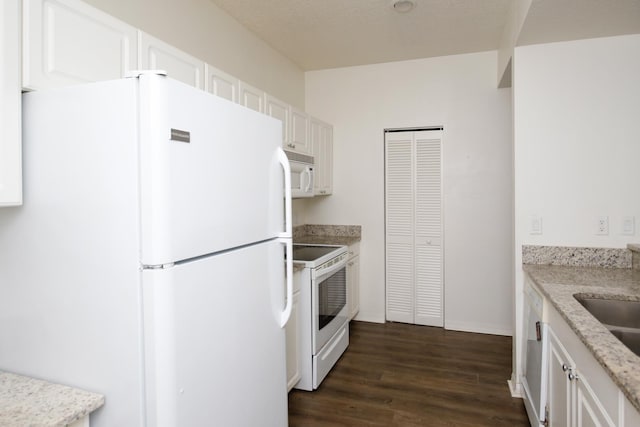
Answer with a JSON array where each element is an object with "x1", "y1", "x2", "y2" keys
[
  {"x1": 285, "y1": 268, "x2": 302, "y2": 391},
  {"x1": 1, "y1": 0, "x2": 22, "y2": 206},
  {"x1": 346, "y1": 242, "x2": 360, "y2": 320},
  {"x1": 546, "y1": 302, "x2": 638, "y2": 427}
]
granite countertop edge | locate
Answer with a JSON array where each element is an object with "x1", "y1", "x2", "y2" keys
[
  {"x1": 523, "y1": 264, "x2": 640, "y2": 412},
  {"x1": 0, "y1": 371, "x2": 105, "y2": 426},
  {"x1": 294, "y1": 235, "x2": 361, "y2": 246}
]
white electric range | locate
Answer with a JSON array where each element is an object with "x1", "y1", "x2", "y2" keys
[{"x1": 292, "y1": 244, "x2": 349, "y2": 390}]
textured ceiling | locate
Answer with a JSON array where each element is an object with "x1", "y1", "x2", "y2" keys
[
  {"x1": 208, "y1": 0, "x2": 640, "y2": 71},
  {"x1": 518, "y1": 0, "x2": 640, "y2": 46}
]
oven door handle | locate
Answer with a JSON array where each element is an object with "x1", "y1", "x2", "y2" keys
[{"x1": 315, "y1": 258, "x2": 346, "y2": 282}]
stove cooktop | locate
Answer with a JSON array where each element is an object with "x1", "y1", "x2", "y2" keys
[{"x1": 292, "y1": 245, "x2": 341, "y2": 262}]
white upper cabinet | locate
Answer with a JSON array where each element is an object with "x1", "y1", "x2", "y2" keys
[
  {"x1": 1, "y1": 0, "x2": 22, "y2": 206},
  {"x1": 288, "y1": 107, "x2": 311, "y2": 155},
  {"x1": 139, "y1": 32, "x2": 205, "y2": 90},
  {"x1": 264, "y1": 94, "x2": 289, "y2": 145},
  {"x1": 310, "y1": 116, "x2": 333, "y2": 195},
  {"x1": 238, "y1": 80, "x2": 265, "y2": 113},
  {"x1": 22, "y1": 0, "x2": 138, "y2": 90},
  {"x1": 205, "y1": 64, "x2": 238, "y2": 103}
]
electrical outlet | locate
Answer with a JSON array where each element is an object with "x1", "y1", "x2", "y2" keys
[
  {"x1": 621, "y1": 216, "x2": 635, "y2": 235},
  {"x1": 595, "y1": 216, "x2": 609, "y2": 235}
]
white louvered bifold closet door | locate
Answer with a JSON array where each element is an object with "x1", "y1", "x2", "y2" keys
[
  {"x1": 385, "y1": 134, "x2": 414, "y2": 324},
  {"x1": 385, "y1": 129, "x2": 443, "y2": 327}
]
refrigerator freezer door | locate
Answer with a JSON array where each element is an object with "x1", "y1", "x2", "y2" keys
[
  {"x1": 142, "y1": 240, "x2": 288, "y2": 427},
  {"x1": 138, "y1": 74, "x2": 286, "y2": 266}
]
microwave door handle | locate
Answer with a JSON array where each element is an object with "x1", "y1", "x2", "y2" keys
[{"x1": 303, "y1": 168, "x2": 313, "y2": 193}]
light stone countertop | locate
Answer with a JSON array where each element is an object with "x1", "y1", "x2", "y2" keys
[
  {"x1": 293, "y1": 224, "x2": 361, "y2": 247},
  {"x1": 523, "y1": 264, "x2": 640, "y2": 412},
  {"x1": 0, "y1": 371, "x2": 104, "y2": 426}
]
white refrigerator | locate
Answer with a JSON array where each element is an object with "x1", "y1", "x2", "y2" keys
[{"x1": 0, "y1": 73, "x2": 293, "y2": 427}]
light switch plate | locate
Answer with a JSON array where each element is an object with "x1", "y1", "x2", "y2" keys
[
  {"x1": 621, "y1": 216, "x2": 635, "y2": 235},
  {"x1": 530, "y1": 215, "x2": 542, "y2": 235}
]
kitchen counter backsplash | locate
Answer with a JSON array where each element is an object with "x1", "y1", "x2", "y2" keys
[
  {"x1": 630, "y1": 244, "x2": 640, "y2": 270},
  {"x1": 293, "y1": 224, "x2": 361, "y2": 239},
  {"x1": 522, "y1": 244, "x2": 632, "y2": 268},
  {"x1": 293, "y1": 224, "x2": 361, "y2": 246}
]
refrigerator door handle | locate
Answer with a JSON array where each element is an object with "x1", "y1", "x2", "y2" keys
[
  {"x1": 277, "y1": 147, "x2": 292, "y2": 239},
  {"x1": 279, "y1": 237, "x2": 294, "y2": 328},
  {"x1": 276, "y1": 147, "x2": 293, "y2": 328}
]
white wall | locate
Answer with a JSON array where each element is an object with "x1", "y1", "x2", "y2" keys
[
  {"x1": 304, "y1": 51, "x2": 513, "y2": 334},
  {"x1": 497, "y1": 0, "x2": 532, "y2": 87},
  {"x1": 83, "y1": 0, "x2": 305, "y2": 108},
  {"x1": 512, "y1": 34, "x2": 640, "y2": 384}
]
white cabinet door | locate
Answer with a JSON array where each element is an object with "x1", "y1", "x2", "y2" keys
[
  {"x1": 22, "y1": 0, "x2": 138, "y2": 90},
  {"x1": 548, "y1": 330, "x2": 573, "y2": 427},
  {"x1": 204, "y1": 64, "x2": 238, "y2": 102},
  {"x1": 310, "y1": 117, "x2": 333, "y2": 196},
  {"x1": 347, "y1": 249, "x2": 360, "y2": 321},
  {"x1": 624, "y1": 397, "x2": 640, "y2": 427},
  {"x1": 548, "y1": 327, "x2": 615, "y2": 427},
  {"x1": 139, "y1": 32, "x2": 205, "y2": 90},
  {"x1": 265, "y1": 94, "x2": 289, "y2": 145},
  {"x1": 285, "y1": 290, "x2": 300, "y2": 391},
  {"x1": 0, "y1": 0, "x2": 22, "y2": 206},
  {"x1": 289, "y1": 107, "x2": 311, "y2": 154},
  {"x1": 238, "y1": 80, "x2": 265, "y2": 113},
  {"x1": 575, "y1": 373, "x2": 615, "y2": 427}
]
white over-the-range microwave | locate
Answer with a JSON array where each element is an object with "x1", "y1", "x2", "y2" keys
[{"x1": 284, "y1": 150, "x2": 315, "y2": 198}]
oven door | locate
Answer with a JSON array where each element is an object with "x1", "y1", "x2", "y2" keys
[{"x1": 312, "y1": 261, "x2": 348, "y2": 354}]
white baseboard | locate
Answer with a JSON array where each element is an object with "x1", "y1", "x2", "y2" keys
[
  {"x1": 508, "y1": 379, "x2": 523, "y2": 398},
  {"x1": 353, "y1": 311, "x2": 385, "y2": 324},
  {"x1": 444, "y1": 320, "x2": 513, "y2": 336}
]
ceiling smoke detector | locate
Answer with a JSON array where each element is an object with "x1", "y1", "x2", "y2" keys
[{"x1": 393, "y1": 0, "x2": 415, "y2": 13}]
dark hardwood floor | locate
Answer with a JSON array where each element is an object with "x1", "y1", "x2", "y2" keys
[{"x1": 288, "y1": 321, "x2": 528, "y2": 427}]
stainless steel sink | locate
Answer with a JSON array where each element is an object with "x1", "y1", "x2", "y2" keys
[
  {"x1": 574, "y1": 295, "x2": 640, "y2": 357},
  {"x1": 610, "y1": 329, "x2": 640, "y2": 357},
  {"x1": 575, "y1": 296, "x2": 640, "y2": 328}
]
